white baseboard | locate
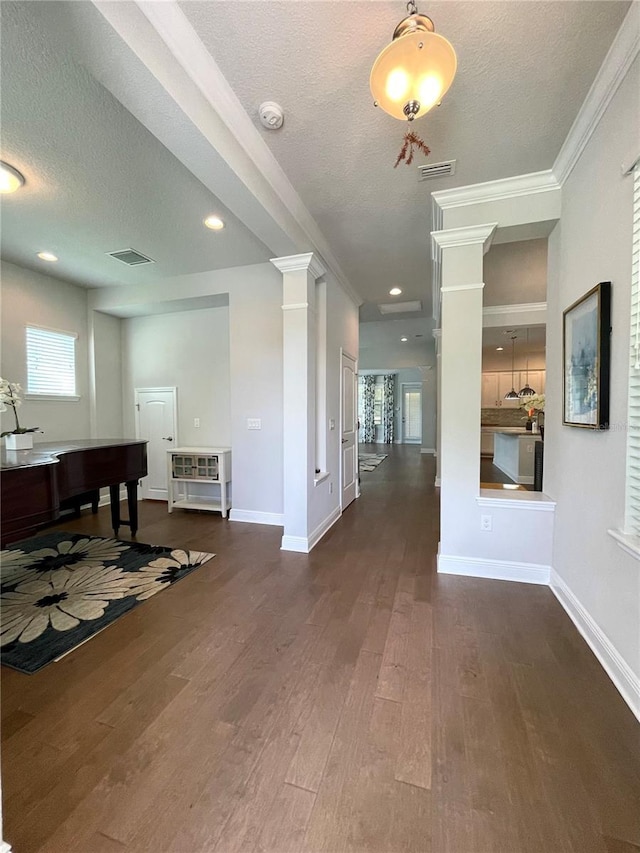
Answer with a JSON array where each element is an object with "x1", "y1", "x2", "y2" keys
[
  {"x1": 0, "y1": 840, "x2": 12, "y2": 853},
  {"x1": 434, "y1": 476, "x2": 441, "y2": 487},
  {"x1": 97, "y1": 487, "x2": 127, "y2": 508},
  {"x1": 281, "y1": 506, "x2": 342, "y2": 554},
  {"x1": 421, "y1": 447, "x2": 436, "y2": 454},
  {"x1": 438, "y1": 553, "x2": 550, "y2": 585},
  {"x1": 550, "y1": 570, "x2": 640, "y2": 723},
  {"x1": 229, "y1": 509, "x2": 283, "y2": 526}
]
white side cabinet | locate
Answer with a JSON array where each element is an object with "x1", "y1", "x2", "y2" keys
[{"x1": 167, "y1": 446, "x2": 231, "y2": 517}]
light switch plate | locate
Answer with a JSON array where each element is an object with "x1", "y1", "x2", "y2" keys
[
  {"x1": 329, "y1": 418, "x2": 335, "y2": 430},
  {"x1": 247, "y1": 418, "x2": 262, "y2": 430}
]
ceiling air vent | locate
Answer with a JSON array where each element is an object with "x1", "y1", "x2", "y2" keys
[
  {"x1": 378, "y1": 300, "x2": 422, "y2": 315},
  {"x1": 418, "y1": 159, "x2": 456, "y2": 181},
  {"x1": 107, "y1": 248, "x2": 155, "y2": 266}
]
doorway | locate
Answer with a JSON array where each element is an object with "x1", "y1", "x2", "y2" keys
[
  {"x1": 134, "y1": 387, "x2": 178, "y2": 500},
  {"x1": 401, "y1": 384, "x2": 422, "y2": 444},
  {"x1": 340, "y1": 351, "x2": 358, "y2": 510}
]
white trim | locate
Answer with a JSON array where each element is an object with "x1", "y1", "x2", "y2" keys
[
  {"x1": 281, "y1": 303, "x2": 310, "y2": 312},
  {"x1": 431, "y1": 223, "x2": 498, "y2": 253},
  {"x1": 308, "y1": 506, "x2": 342, "y2": 551},
  {"x1": 432, "y1": 170, "x2": 559, "y2": 210},
  {"x1": 438, "y1": 554, "x2": 551, "y2": 585},
  {"x1": 229, "y1": 508, "x2": 283, "y2": 526},
  {"x1": 98, "y1": 487, "x2": 127, "y2": 508},
  {"x1": 434, "y1": 476, "x2": 441, "y2": 487},
  {"x1": 623, "y1": 150, "x2": 640, "y2": 176},
  {"x1": 24, "y1": 394, "x2": 81, "y2": 402},
  {"x1": 553, "y1": 2, "x2": 640, "y2": 186},
  {"x1": 281, "y1": 535, "x2": 309, "y2": 553},
  {"x1": 477, "y1": 492, "x2": 556, "y2": 511},
  {"x1": 0, "y1": 840, "x2": 12, "y2": 853},
  {"x1": 607, "y1": 528, "x2": 640, "y2": 561},
  {"x1": 271, "y1": 252, "x2": 326, "y2": 278},
  {"x1": 24, "y1": 322, "x2": 78, "y2": 340},
  {"x1": 314, "y1": 471, "x2": 330, "y2": 486},
  {"x1": 421, "y1": 447, "x2": 436, "y2": 455},
  {"x1": 483, "y1": 302, "x2": 547, "y2": 317},
  {"x1": 550, "y1": 570, "x2": 640, "y2": 723},
  {"x1": 280, "y1": 506, "x2": 342, "y2": 553},
  {"x1": 441, "y1": 282, "x2": 485, "y2": 294}
]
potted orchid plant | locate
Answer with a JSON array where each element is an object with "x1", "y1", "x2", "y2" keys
[
  {"x1": 519, "y1": 393, "x2": 545, "y2": 435},
  {"x1": 0, "y1": 378, "x2": 41, "y2": 450}
]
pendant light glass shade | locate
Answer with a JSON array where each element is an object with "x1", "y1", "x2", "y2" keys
[
  {"x1": 370, "y1": 13, "x2": 457, "y2": 122},
  {"x1": 518, "y1": 329, "x2": 536, "y2": 397}
]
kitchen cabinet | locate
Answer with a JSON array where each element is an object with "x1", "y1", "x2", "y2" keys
[{"x1": 481, "y1": 371, "x2": 545, "y2": 407}]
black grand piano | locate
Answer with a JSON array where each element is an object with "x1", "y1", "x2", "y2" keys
[{"x1": 1, "y1": 439, "x2": 147, "y2": 547}]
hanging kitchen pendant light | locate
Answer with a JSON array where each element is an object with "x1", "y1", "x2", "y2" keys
[
  {"x1": 505, "y1": 336, "x2": 520, "y2": 400},
  {"x1": 370, "y1": 0, "x2": 457, "y2": 122},
  {"x1": 518, "y1": 328, "x2": 536, "y2": 397}
]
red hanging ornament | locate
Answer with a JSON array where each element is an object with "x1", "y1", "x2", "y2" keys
[{"x1": 394, "y1": 130, "x2": 431, "y2": 168}]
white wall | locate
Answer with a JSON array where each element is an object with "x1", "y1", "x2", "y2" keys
[
  {"x1": 92, "y1": 310, "x2": 124, "y2": 438},
  {"x1": 122, "y1": 306, "x2": 231, "y2": 447},
  {"x1": 0, "y1": 260, "x2": 90, "y2": 441},
  {"x1": 483, "y1": 238, "x2": 548, "y2": 306},
  {"x1": 545, "y1": 55, "x2": 640, "y2": 687},
  {"x1": 308, "y1": 278, "x2": 359, "y2": 534}
]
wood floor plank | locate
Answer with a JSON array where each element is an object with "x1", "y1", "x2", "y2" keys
[{"x1": 1, "y1": 447, "x2": 639, "y2": 853}]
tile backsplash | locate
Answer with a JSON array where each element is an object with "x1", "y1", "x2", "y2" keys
[{"x1": 481, "y1": 407, "x2": 527, "y2": 427}]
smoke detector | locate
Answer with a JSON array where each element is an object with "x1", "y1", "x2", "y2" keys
[{"x1": 259, "y1": 101, "x2": 284, "y2": 130}]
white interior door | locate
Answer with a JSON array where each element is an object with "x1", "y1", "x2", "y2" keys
[
  {"x1": 135, "y1": 388, "x2": 177, "y2": 500},
  {"x1": 341, "y1": 351, "x2": 358, "y2": 509},
  {"x1": 402, "y1": 384, "x2": 422, "y2": 444}
]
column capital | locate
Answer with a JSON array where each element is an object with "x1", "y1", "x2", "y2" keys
[
  {"x1": 431, "y1": 223, "x2": 498, "y2": 256},
  {"x1": 271, "y1": 252, "x2": 326, "y2": 278}
]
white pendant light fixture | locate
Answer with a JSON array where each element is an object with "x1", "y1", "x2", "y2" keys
[
  {"x1": 504, "y1": 336, "x2": 520, "y2": 400},
  {"x1": 518, "y1": 328, "x2": 536, "y2": 397},
  {"x1": 370, "y1": 0, "x2": 457, "y2": 123}
]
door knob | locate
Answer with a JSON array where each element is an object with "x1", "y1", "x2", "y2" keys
[
  {"x1": 162, "y1": 436, "x2": 174, "y2": 441},
  {"x1": 342, "y1": 438, "x2": 348, "y2": 443}
]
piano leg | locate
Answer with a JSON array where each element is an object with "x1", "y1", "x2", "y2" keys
[
  {"x1": 126, "y1": 480, "x2": 139, "y2": 536},
  {"x1": 91, "y1": 489, "x2": 100, "y2": 514},
  {"x1": 109, "y1": 484, "x2": 121, "y2": 536}
]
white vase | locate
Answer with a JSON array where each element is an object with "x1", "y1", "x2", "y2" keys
[{"x1": 5, "y1": 433, "x2": 34, "y2": 450}]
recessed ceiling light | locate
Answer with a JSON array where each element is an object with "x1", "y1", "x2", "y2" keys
[
  {"x1": 204, "y1": 215, "x2": 225, "y2": 231},
  {"x1": 389, "y1": 287, "x2": 402, "y2": 296},
  {"x1": 496, "y1": 346, "x2": 504, "y2": 351},
  {"x1": 37, "y1": 251, "x2": 58, "y2": 262},
  {"x1": 0, "y1": 161, "x2": 25, "y2": 193},
  {"x1": 401, "y1": 336, "x2": 408, "y2": 342}
]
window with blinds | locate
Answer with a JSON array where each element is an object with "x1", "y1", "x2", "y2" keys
[
  {"x1": 26, "y1": 325, "x2": 77, "y2": 397},
  {"x1": 625, "y1": 165, "x2": 640, "y2": 534}
]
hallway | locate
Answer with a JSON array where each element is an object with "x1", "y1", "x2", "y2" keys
[{"x1": 2, "y1": 446, "x2": 639, "y2": 852}]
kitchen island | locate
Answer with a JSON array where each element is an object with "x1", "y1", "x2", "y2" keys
[{"x1": 492, "y1": 430, "x2": 542, "y2": 485}]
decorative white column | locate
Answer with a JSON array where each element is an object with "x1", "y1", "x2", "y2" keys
[
  {"x1": 272, "y1": 252, "x2": 326, "y2": 552},
  {"x1": 431, "y1": 224, "x2": 497, "y2": 563},
  {"x1": 433, "y1": 328, "x2": 441, "y2": 487}
]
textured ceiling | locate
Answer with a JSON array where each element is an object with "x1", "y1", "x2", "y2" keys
[
  {"x1": 0, "y1": 2, "x2": 270, "y2": 289},
  {"x1": 180, "y1": 0, "x2": 630, "y2": 320}
]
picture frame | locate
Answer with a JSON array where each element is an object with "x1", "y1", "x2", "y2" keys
[{"x1": 562, "y1": 281, "x2": 611, "y2": 429}]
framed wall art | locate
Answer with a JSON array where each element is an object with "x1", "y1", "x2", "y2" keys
[{"x1": 563, "y1": 281, "x2": 611, "y2": 429}]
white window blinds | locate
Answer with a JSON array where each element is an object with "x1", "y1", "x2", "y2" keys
[
  {"x1": 26, "y1": 326, "x2": 77, "y2": 396},
  {"x1": 625, "y1": 165, "x2": 640, "y2": 534}
]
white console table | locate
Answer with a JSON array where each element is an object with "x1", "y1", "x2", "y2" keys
[{"x1": 167, "y1": 446, "x2": 231, "y2": 517}]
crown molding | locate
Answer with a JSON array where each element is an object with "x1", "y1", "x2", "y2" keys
[
  {"x1": 441, "y1": 282, "x2": 485, "y2": 294},
  {"x1": 115, "y1": 1, "x2": 360, "y2": 308},
  {"x1": 483, "y1": 301, "x2": 547, "y2": 317},
  {"x1": 431, "y1": 223, "x2": 498, "y2": 253},
  {"x1": 432, "y1": 171, "x2": 559, "y2": 211},
  {"x1": 553, "y1": 2, "x2": 640, "y2": 186},
  {"x1": 271, "y1": 253, "x2": 326, "y2": 278}
]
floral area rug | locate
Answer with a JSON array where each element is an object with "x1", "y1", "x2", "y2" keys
[
  {"x1": 359, "y1": 453, "x2": 388, "y2": 472},
  {"x1": 0, "y1": 532, "x2": 215, "y2": 673}
]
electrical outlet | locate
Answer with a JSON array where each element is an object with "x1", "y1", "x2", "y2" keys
[
  {"x1": 247, "y1": 418, "x2": 261, "y2": 430},
  {"x1": 481, "y1": 514, "x2": 492, "y2": 532},
  {"x1": 329, "y1": 418, "x2": 335, "y2": 430},
  {"x1": 194, "y1": 418, "x2": 200, "y2": 428}
]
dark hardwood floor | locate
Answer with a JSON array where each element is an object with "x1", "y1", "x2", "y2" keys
[{"x1": 2, "y1": 446, "x2": 639, "y2": 852}]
